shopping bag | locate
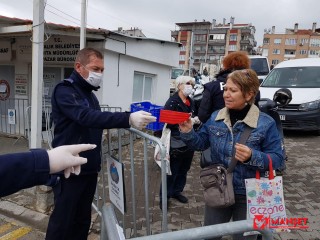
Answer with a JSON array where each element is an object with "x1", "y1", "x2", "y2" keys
[
  {"x1": 245, "y1": 155, "x2": 288, "y2": 233},
  {"x1": 154, "y1": 123, "x2": 172, "y2": 175}
]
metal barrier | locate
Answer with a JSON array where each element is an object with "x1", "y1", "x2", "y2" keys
[
  {"x1": 93, "y1": 125, "x2": 168, "y2": 237},
  {"x1": 0, "y1": 98, "x2": 29, "y2": 137},
  {"x1": 25, "y1": 105, "x2": 53, "y2": 148},
  {"x1": 101, "y1": 203, "x2": 273, "y2": 240}
]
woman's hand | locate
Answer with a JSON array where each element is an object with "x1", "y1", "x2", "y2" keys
[
  {"x1": 179, "y1": 119, "x2": 193, "y2": 133},
  {"x1": 234, "y1": 143, "x2": 252, "y2": 162}
]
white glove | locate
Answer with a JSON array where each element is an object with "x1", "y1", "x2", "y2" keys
[
  {"x1": 129, "y1": 110, "x2": 157, "y2": 130},
  {"x1": 191, "y1": 116, "x2": 201, "y2": 125},
  {"x1": 47, "y1": 144, "x2": 96, "y2": 178}
]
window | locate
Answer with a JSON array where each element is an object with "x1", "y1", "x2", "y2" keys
[
  {"x1": 262, "y1": 49, "x2": 268, "y2": 56},
  {"x1": 274, "y1": 39, "x2": 281, "y2": 45},
  {"x1": 229, "y1": 44, "x2": 237, "y2": 51},
  {"x1": 273, "y1": 49, "x2": 280, "y2": 54},
  {"x1": 300, "y1": 50, "x2": 307, "y2": 55},
  {"x1": 180, "y1": 45, "x2": 186, "y2": 51},
  {"x1": 179, "y1": 55, "x2": 185, "y2": 60},
  {"x1": 194, "y1": 34, "x2": 206, "y2": 42},
  {"x1": 132, "y1": 72, "x2": 154, "y2": 102},
  {"x1": 271, "y1": 59, "x2": 279, "y2": 65},
  {"x1": 209, "y1": 34, "x2": 225, "y2": 40},
  {"x1": 310, "y1": 38, "x2": 320, "y2": 47},
  {"x1": 285, "y1": 38, "x2": 297, "y2": 45},
  {"x1": 230, "y1": 34, "x2": 237, "y2": 41},
  {"x1": 263, "y1": 38, "x2": 270, "y2": 45},
  {"x1": 309, "y1": 50, "x2": 319, "y2": 56},
  {"x1": 284, "y1": 49, "x2": 295, "y2": 55},
  {"x1": 300, "y1": 38, "x2": 309, "y2": 45}
]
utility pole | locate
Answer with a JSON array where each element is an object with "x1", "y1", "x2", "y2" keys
[
  {"x1": 30, "y1": 0, "x2": 44, "y2": 148},
  {"x1": 80, "y1": 0, "x2": 87, "y2": 49}
]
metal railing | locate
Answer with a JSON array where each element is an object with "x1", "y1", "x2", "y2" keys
[
  {"x1": 25, "y1": 105, "x2": 53, "y2": 148},
  {"x1": 93, "y1": 125, "x2": 168, "y2": 238},
  {"x1": 0, "y1": 98, "x2": 29, "y2": 137},
  {"x1": 101, "y1": 203, "x2": 273, "y2": 240}
]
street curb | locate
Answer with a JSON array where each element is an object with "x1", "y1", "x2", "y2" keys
[{"x1": 0, "y1": 200, "x2": 49, "y2": 232}]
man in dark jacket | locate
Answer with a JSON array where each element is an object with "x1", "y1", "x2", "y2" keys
[{"x1": 46, "y1": 47, "x2": 156, "y2": 240}]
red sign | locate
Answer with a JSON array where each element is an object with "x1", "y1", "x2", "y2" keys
[{"x1": 0, "y1": 79, "x2": 10, "y2": 101}]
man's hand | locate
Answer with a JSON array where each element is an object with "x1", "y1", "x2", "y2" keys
[
  {"x1": 47, "y1": 144, "x2": 96, "y2": 178},
  {"x1": 129, "y1": 110, "x2": 157, "y2": 130}
]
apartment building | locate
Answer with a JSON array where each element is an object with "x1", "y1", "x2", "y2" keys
[
  {"x1": 171, "y1": 18, "x2": 256, "y2": 73},
  {"x1": 262, "y1": 23, "x2": 320, "y2": 66}
]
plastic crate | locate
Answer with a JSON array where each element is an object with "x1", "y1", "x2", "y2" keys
[{"x1": 130, "y1": 101, "x2": 164, "y2": 131}]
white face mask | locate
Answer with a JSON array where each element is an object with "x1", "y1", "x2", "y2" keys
[
  {"x1": 182, "y1": 85, "x2": 193, "y2": 96},
  {"x1": 86, "y1": 71, "x2": 103, "y2": 87}
]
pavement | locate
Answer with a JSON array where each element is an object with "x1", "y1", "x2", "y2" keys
[{"x1": 1, "y1": 131, "x2": 320, "y2": 240}]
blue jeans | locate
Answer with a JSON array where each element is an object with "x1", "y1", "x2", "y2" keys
[
  {"x1": 204, "y1": 195, "x2": 257, "y2": 240},
  {"x1": 160, "y1": 147, "x2": 194, "y2": 198}
]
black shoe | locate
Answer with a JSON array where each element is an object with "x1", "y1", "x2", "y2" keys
[{"x1": 172, "y1": 194, "x2": 188, "y2": 203}]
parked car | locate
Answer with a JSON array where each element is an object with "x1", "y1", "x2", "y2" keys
[
  {"x1": 249, "y1": 55, "x2": 271, "y2": 84},
  {"x1": 259, "y1": 58, "x2": 320, "y2": 135}
]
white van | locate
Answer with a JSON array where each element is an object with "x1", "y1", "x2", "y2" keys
[
  {"x1": 249, "y1": 55, "x2": 270, "y2": 84},
  {"x1": 259, "y1": 58, "x2": 320, "y2": 135}
]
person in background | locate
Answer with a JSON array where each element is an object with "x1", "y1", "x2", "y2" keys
[
  {"x1": 0, "y1": 144, "x2": 96, "y2": 198},
  {"x1": 46, "y1": 47, "x2": 156, "y2": 240},
  {"x1": 159, "y1": 75, "x2": 200, "y2": 210},
  {"x1": 198, "y1": 51, "x2": 252, "y2": 123},
  {"x1": 179, "y1": 69, "x2": 284, "y2": 240}
]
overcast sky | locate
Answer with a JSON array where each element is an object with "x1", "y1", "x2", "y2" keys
[{"x1": 1, "y1": 0, "x2": 319, "y2": 47}]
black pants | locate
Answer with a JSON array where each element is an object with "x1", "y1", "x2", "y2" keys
[
  {"x1": 160, "y1": 148, "x2": 194, "y2": 198},
  {"x1": 46, "y1": 174, "x2": 98, "y2": 240},
  {"x1": 204, "y1": 195, "x2": 257, "y2": 240}
]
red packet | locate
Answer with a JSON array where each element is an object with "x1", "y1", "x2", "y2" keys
[{"x1": 159, "y1": 109, "x2": 190, "y2": 124}]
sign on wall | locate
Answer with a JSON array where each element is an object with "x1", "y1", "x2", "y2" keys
[
  {"x1": 0, "y1": 41, "x2": 11, "y2": 62},
  {"x1": 16, "y1": 36, "x2": 80, "y2": 63},
  {"x1": 43, "y1": 73, "x2": 55, "y2": 105},
  {"x1": 15, "y1": 74, "x2": 28, "y2": 96},
  {"x1": 8, "y1": 109, "x2": 16, "y2": 125},
  {"x1": 107, "y1": 156, "x2": 126, "y2": 214},
  {"x1": 0, "y1": 79, "x2": 10, "y2": 100}
]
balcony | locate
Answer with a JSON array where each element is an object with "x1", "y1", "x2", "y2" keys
[
  {"x1": 284, "y1": 54, "x2": 296, "y2": 58},
  {"x1": 240, "y1": 39, "x2": 250, "y2": 44}
]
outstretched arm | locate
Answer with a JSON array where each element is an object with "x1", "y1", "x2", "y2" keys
[{"x1": 0, "y1": 144, "x2": 95, "y2": 197}]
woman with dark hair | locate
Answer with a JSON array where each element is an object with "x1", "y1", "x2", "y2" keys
[{"x1": 198, "y1": 51, "x2": 251, "y2": 123}]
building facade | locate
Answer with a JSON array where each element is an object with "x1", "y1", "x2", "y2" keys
[
  {"x1": 262, "y1": 23, "x2": 320, "y2": 66},
  {"x1": 0, "y1": 15, "x2": 180, "y2": 138},
  {"x1": 171, "y1": 18, "x2": 256, "y2": 75}
]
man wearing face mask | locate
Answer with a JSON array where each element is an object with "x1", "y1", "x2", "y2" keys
[
  {"x1": 46, "y1": 47, "x2": 156, "y2": 240},
  {"x1": 159, "y1": 75, "x2": 199, "y2": 210}
]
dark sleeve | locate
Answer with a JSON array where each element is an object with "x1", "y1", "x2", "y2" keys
[
  {"x1": 163, "y1": 97, "x2": 177, "y2": 130},
  {"x1": 198, "y1": 85, "x2": 213, "y2": 123},
  {"x1": 254, "y1": 90, "x2": 261, "y2": 107},
  {"x1": 54, "y1": 85, "x2": 131, "y2": 129},
  {"x1": 0, "y1": 149, "x2": 50, "y2": 197}
]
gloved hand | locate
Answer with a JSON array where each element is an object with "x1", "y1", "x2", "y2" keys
[
  {"x1": 129, "y1": 110, "x2": 157, "y2": 130},
  {"x1": 47, "y1": 144, "x2": 96, "y2": 178},
  {"x1": 191, "y1": 116, "x2": 201, "y2": 125}
]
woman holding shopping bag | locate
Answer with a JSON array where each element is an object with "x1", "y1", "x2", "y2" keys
[
  {"x1": 179, "y1": 69, "x2": 284, "y2": 240},
  {"x1": 159, "y1": 75, "x2": 199, "y2": 210}
]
